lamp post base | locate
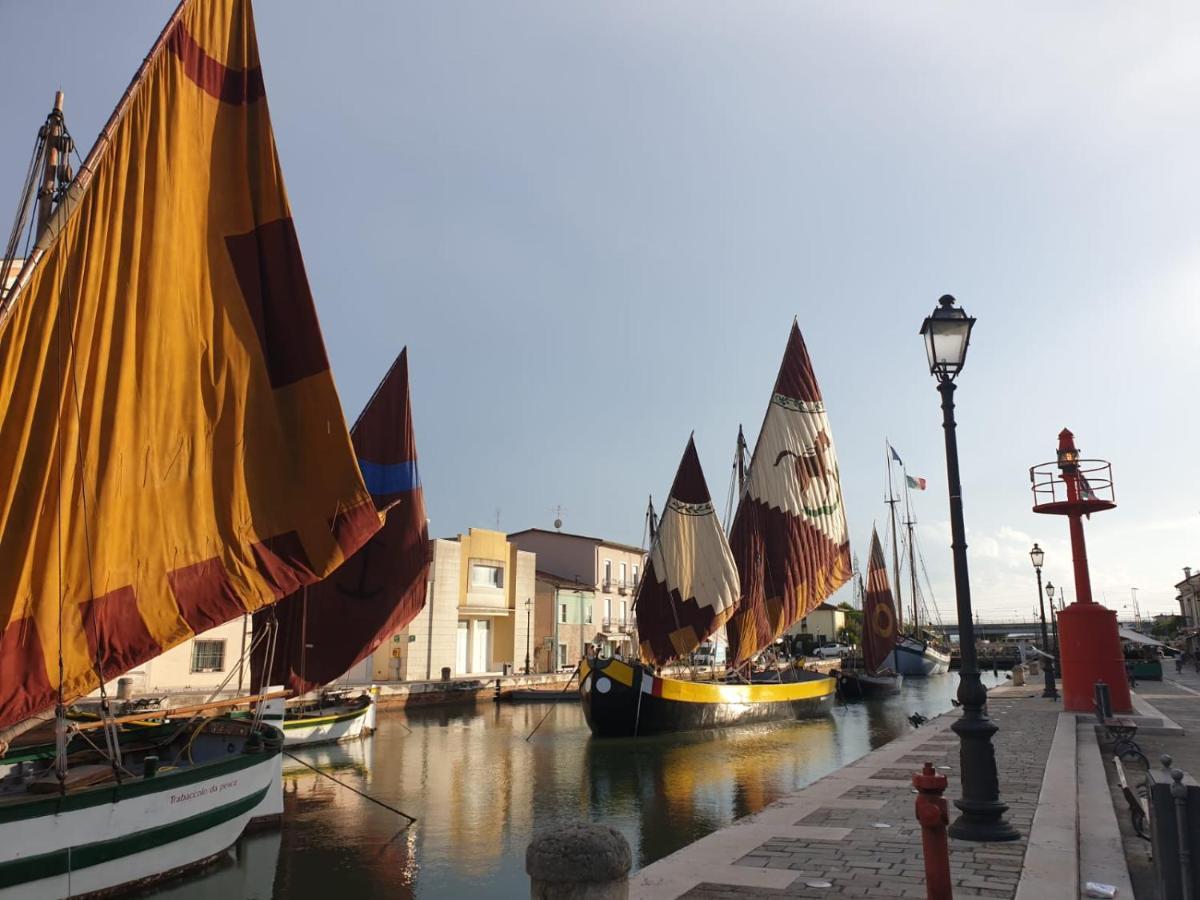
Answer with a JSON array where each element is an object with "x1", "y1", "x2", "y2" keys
[
  {"x1": 948, "y1": 682, "x2": 1020, "y2": 843},
  {"x1": 1042, "y1": 667, "x2": 1059, "y2": 700}
]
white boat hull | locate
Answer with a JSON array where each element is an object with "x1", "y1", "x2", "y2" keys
[
  {"x1": 0, "y1": 734, "x2": 282, "y2": 899},
  {"x1": 888, "y1": 637, "x2": 951, "y2": 676},
  {"x1": 281, "y1": 697, "x2": 375, "y2": 748}
]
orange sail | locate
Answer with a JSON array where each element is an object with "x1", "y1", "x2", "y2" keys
[
  {"x1": 0, "y1": 0, "x2": 379, "y2": 728},
  {"x1": 725, "y1": 322, "x2": 852, "y2": 665}
]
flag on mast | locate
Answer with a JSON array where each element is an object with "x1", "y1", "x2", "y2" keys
[{"x1": 905, "y1": 475, "x2": 927, "y2": 491}]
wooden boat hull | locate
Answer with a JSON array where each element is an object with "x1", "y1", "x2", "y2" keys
[
  {"x1": 837, "y1": 670, "x2": 902, "y2": 700},
  {"x1": 579, "y1": 658, "x2": 835, "y2": 738},
  {"x1": 888, "y1": 637, "x2": 951, "y2": 676},
  {"x1": 278, "y1": 695, "x2": 375, "y2": 748},
  {"x1": 0, "y1": 720, "x2": 282, "y2": 899}
]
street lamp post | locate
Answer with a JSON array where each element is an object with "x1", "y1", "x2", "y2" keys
[
  {"x1": 1030, "y1": 545, "x2": 1058, "y2": 699},
  {"x1": 920, "y1": 294, "x2": 1018, "y2": 842},
  {"x1": 525, "y1": 598, "x2": 532, "y2": 674},
  {"x1": 1046, "y1": 582, "x2": 1060, "y2": 659}
]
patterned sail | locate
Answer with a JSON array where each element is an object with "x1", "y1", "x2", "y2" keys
[
  {"x1": 862, "y1": 528, "x2": 899, "y2": 675},
  {"x1": 254, "y1": 349, "x2": 431, "y2": 694},
  {"x1": 725, "y1": 322, "x2": 852, "y2": 665},
  {"x1": 635, "y1": 437, "x2": 740, "y2": 665},
  {"x1": 0, "y1": 0, "x2": 380, "y2": 730}
]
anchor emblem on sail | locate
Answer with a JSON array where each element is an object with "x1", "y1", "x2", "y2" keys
[{"x1": 339, "y1": 540, "x2": 384, "y2": 599}]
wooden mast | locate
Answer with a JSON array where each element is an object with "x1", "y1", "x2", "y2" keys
[
  {"x1": 885, "y1": 444, "x2": 904, "y2": 632},
  {"x1": 905, "y1": 480, "x2": 919, "y2": 633},
  {"x1": 34, "y1": 91, "x2": 65, "y2": 238}
]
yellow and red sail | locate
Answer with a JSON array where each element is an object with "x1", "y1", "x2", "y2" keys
[
  {"x1": 0, "y1": 0, "x2": 379, "y2": 728},
  {"x1": 862, "y1": 529, "x2": 899, "y2": 676}
]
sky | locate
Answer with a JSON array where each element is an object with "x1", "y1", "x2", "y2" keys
[{"x1": 2, "y1": 1, "x2": 1198, "y2": 624}]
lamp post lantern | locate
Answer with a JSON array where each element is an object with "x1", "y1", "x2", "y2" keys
[
  {"x1": 525, "y1": 598, "x2": 532, "y2": 674},
  {"x1": 920, "y1": 294, "x2": 1018, "y2": 842},
  {"x1": 1029, "y1": 545, "x2": 1058, "y2": 699}
]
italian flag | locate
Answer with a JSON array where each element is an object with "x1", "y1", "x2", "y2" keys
[{"x1": 906, "y1": 475, "x2": 927, "y2": 490}]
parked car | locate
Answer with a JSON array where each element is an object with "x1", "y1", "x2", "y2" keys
[{"x1": 813, "y1": 642, "x2": 850, "y2": 659}]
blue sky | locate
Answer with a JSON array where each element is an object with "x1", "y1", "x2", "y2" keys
[{"x1": 3, "y1": 1, "x2": 1198, "y2": 622}]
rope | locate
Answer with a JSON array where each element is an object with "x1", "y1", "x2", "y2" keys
[
  {"x1": 524, "y1": 663, "x2": 581, "y2": 741},
  {"x1": 283, "y1": 751, "x2": 416, "y2": 824}
]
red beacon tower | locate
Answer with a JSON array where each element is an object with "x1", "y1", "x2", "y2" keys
[{"x1": 1030, "y1": 429, "x2": 1130, "y2": 713}]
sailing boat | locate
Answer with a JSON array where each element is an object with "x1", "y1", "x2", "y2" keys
[
  {"x1": 252, "y1": 349, "x2": 430, "y2": 748},
  {"x1": 582, "y1": 322, "x2": 850, "y2": 737},
  {"x1": 884, "y1": 451, "x2": 951, "y2": 676},
  {"x1": 581, "y1": 436, "x2": 830, "y2": 736},
  {"x1": 0, "y1": 1, "x2": 381, "y2": 895},
  {"x1": 837, "y1": 529, "x2": 902, "y2": 699}
]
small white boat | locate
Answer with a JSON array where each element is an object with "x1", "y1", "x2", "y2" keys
[{"x1": 274, "y1": 692, "x2": 377, "y2": 748}]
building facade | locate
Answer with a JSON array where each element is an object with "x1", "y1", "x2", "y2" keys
[
  {"x1": 348, "y1": 527, "x2": 536, "y2": 682},
  {"x1": 99, "y1": 616, "x2": 252, "y2": 697},
  {"x1": 1177, "y1": 568, "x2": 1200, "y2": 630},
  {"x1": 510, "y1": 528, "x2": 644, "y2": 661},
  {"x1": 786, "y1": 602, "x2": 847, "y2": 650}
]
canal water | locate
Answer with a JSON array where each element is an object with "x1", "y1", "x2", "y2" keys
[{"x1": 146, "y1": 672, "x2": 1001, "y2": 899}]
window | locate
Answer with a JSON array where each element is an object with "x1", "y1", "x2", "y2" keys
[
  {"x1": 619, "y1": 562, "x2": 627, "y2": 587},
  {"x1": 470, "y1": 563, "x2": 504, "y2": 589},
  {"x1": 560, "y1": 603, "x2": 568, "y2": 624},
  {"x1": 632, "y1": 564, "x2": 639, "y2": 586},
  {"x1": 558, "y1": 643, "x2": 568, "y2": 668},
  {"x1": 603, "y1": 559, "x2": 612, "y2": 588},
  {"x1": 585, "y1": 602, "x2": 593, "y2": 624},
  {"x1": 191, "y1": 640, "x2": 225, "y2": 673},
  {"x1": 620, "y1": 600, "x2": 627, "y2": 624}
]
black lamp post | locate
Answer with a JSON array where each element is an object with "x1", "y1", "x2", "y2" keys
[
  {"x1": 1030, "y1": 545, "x2": 1058, "y2": 699},
  {"x1": 920, "y1": 294, "x2": 1019, "y2": 842},
  {"x1": 1046, "y1": 581, "x2": 1060, "y2": 659},
  {"x1": 525, "y1": 598, "x2": 532, "y2": 674}
]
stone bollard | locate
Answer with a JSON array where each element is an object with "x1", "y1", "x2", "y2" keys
[
  {"x1": 913, "y1": 762, "x2": 953, "y2": 900},
  {"x1": 1011, "y1": 665, "x2": 1026, "y2": 686},
  {"x1": 526, "y1": 823, "x2": 632, "y2": 899}
]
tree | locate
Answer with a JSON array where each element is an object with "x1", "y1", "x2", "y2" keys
[{"x1": 837, "y1": 601, "x2": 863, "y2": 648}]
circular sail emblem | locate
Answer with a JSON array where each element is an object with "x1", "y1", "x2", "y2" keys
[{"x1": 872, "y1": 603, "x2": 895, "y2": 639}]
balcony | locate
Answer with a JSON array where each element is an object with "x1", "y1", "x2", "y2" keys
[{"x1": 602, "y1": 618, "x2": 633, "y2": 634}]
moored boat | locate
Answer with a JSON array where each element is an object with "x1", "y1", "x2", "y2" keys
[
  {"x1": 889, "y1": 634, "x2": 952, "y2": 676},
  {"x1": 268, "y1": 692, "x2": 377, "y2": 748},
  {"x1": 836, "y1": 529, "x2": 902, "y2": 699},
  {"x1": 581, "y1": 656, "x2": 834, "y2": 737},
  {"x1": 0, "y1": 0, "x2": 383, "y2": 893}
]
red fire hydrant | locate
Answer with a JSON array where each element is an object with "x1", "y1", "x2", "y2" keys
[{"x1": 914, "y1": 762, "x2": 953, "y2": 899}]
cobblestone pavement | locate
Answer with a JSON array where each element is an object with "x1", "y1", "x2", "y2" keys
[{"x1": 679, "y1": 693, "x2": 1059, "y2": 899}]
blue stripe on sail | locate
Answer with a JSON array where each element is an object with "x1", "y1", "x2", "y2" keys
[{"x1": 359, "y1": 460, "x2": 419, "y2": 495}]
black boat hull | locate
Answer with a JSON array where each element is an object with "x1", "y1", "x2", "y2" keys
[
  {"x1": 580, "y1": 657, "x2": 835, "y2": 738},
  {"x1": 837, "y1": 670, "x2": 902, "y2": 700}
]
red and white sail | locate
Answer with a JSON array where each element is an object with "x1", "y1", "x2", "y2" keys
[
  {"x1": 726, "y1": 322, "x2": 852, "y2": 665},
  {"x1": 862, "y1": 528, "x2": 899, "y2": 675},
  {"x1": 635, "y1": 437, "x2": 740, "y2": 665}
]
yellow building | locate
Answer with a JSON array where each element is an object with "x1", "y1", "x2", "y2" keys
[
  {"x1": 354, "y1": 528, "x2": 536, "y2": 681},
  {"x1": 787, "y1": 602, "x2": 847, "y2": 649}
]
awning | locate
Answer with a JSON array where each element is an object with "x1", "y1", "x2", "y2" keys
[{"x1": 1118, "y1": 626, "x2": 1167, "y2": 647}]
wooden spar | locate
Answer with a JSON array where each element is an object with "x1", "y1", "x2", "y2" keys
[
  {"x1": 34, "y1": 91, "x2": 64, "y2": 238},
  {"x1": 905, "y1": 481, "x2": 919, "y2": 632},
  {"x1": 885, "y1": 443, "x2": 904, "y2": 632},
  {"x1": 1, "y1": 0, "x2": 191, "y2": 323},
  {"x1": 70, "y1": 690, "x2": 291, "y2": 733}
]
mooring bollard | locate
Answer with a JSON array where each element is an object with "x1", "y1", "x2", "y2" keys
[
  {"x1": 914, "y1": 762, "x2": 953, "y2": 900},
  {"x1": 526, "y1": 823, "x2": 632, "y2": 899}
]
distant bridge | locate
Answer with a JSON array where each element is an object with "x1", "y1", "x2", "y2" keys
[{"x1": 944, "y1": 619, "x2": 1139, "y2": 639}]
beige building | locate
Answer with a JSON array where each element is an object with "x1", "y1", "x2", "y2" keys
[
  {"x1": 1177, "y1": 568, "x2": 1200, "y2": 630},
  {"x1": 349, "y1": 527, "x2": 536, "y2": 681},
  {"x1": 786, "y1": 602, "x2": 847, "y2": 650},
  {"x1": 99, "y1": 617, "x2": 252, "y2": 697},
  {"x1": 510, "y1": 528, "x2": 644, "y2": 661}
]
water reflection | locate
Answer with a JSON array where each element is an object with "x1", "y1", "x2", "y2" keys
[{"x1": 158, "y1": 673, "x2": 996, "y2": 899}]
